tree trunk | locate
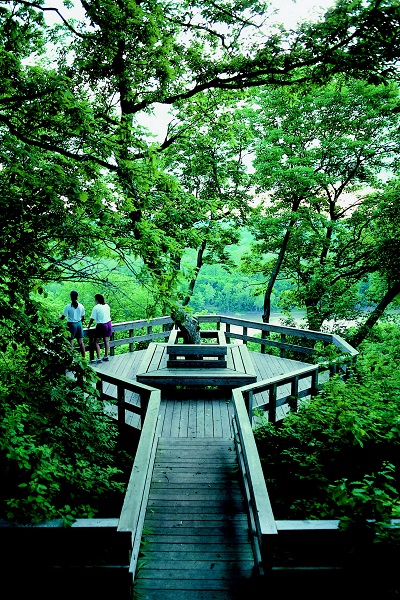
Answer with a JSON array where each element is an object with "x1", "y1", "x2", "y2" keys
[
  {"x1": 349, "y1": 281, "x2": 400, "y2": 348},
  {"x1": 182, "y1": 241, "x2": 207, "y2": 307},
  {"x1": 171, "y1": 307, "x2": 201, "y2": 344},
  {"x1": 262, "y1": 200, "x2": 301, "y2": 323}
]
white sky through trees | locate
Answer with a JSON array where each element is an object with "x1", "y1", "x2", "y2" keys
[
  {"x1": 41, "y1": 0, "x2": 336, "y2": 136},
  {"x1": 139, "y1": 0, "x2": 337, "y2": 138}
]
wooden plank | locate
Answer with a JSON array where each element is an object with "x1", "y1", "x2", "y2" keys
[
  {"x1": 144, "y1": 516, "x2": 248, "y2": 527},
  {"x1": 212, "y1": 400, "x2": 223, "y2": 437},
  {"x1": 204, "y1": 398, "x2": 213, "y2": 437},
  {"x1": 137, "y1": 342, "x2": 159, "y2": 376},
  {"x1": 131, "y1": 591, "x2": 253, "y2": 600},
  {"x1": 135, "y1": 435, "x2": 256, "y2": 597},
  {"x1": 187, "y1": 398, "x2": 197, "y2": 438},
  {"x1": 238, "y1": 345, "x2": 257, "y2": 376},
  {"x1": 170, "y1": 401, "x2": 182, "y2": 437},
  {"x1": 230, "y1": 344, "x2": 245, "y2": 372},
  {"x1": 167, "y1": 345, "x2": 227, "y2": 356},
  {"x1": 166, "y1": 359, "x2": 227, "y2": 368},
  {"x1": 117, "y1": 394, "x2": 161, "y2": 533},
  {"x1": 196, "y1": 398, "x2": 205, "y2": 438}
]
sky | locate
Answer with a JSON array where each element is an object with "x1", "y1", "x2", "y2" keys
[
  {"x1": 140, "y1": 0, "x2": 337, "y2": 139},
  {"x1": 42, "y1": 0, "x2": 337, "y2": 137},
  {"x1": 272, "y1": 0, "x2": 336, "y2": 28}
]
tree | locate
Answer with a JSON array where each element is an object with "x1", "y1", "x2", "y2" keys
[
  {"x1": 240, "y1": 79, "x2": 400, "y2": 330},
  {"x1": 2, "y1": 0, "x2": 400, "y2": 522},
  {"x1": 349, "y1": 180, "x2": 400, "y2": 347},
  {"x1": 2, "y1": 0, "x2": 400, "y2": 306},
  {"x1": 161, "y1": 94, "x2": 255, "y2": 308}
]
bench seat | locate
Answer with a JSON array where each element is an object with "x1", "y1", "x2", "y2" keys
[{"x1": 136, "y1": 342, "x2": 257, "y2": 388}]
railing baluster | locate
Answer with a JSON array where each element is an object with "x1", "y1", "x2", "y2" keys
[
  {"x1": 269, "y1": 384, "x2": 277, "y2": 423},
  {"x1": 290, "y1": 375, "x2": 299, "y2": 412},
  {"x1": 117, "y1": 383, "x2": 125, "y2": 429},
  {"x1": 311, "y1": 368, "x2": 319, "y2": 396},
  {"x1": 280, "y1": 333, "x2": 286, "y2": 358},
  {"x1": 261, "y1": 330, "x2": 267, "y2": 354}
]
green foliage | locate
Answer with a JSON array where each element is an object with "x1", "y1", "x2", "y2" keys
[
  {"x1": 254, "y1": 323, "x2": 400, "y2": 541},
  {"x1": 330, "y1": 462, "x2": 400, "y2": 538},
  {"x1": 0, "y1": 299, "x2": 131, "y2": 524},
  {"x1": 1, "y1": 0, "x2": 400, "y2": 527},
  {"x1": 242, "y1": 79, "x2": 400, "y2": 330}
]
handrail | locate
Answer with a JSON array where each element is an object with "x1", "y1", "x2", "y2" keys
[
  {"x1": 117, "y1": 391, "x2": 161, "y2": 577},
  {"x1": 83, "y1": 316, "x2": 174, "y2": 360},
  {"x1": 95, "y1": 372, "x2": 159, "y2": 432},
  {"x1": 83, "y1": 314, "x2": 358, "y2": 369},
  {"x1": 231, "y1": 388, "x2": 278, "y2": 573},
  {"x1": 198, "y1": 315, "x2": 359, "y2": 362}
]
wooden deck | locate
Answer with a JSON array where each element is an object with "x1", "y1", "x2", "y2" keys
[
  {"x1": 92, "y1": 348, "x2": 317, "y2": 598},
  {"x1": 92, "y1": 347, "x2": 314, "y2": 433},
  {"x1": 134, "y1": 438, "x2": 258, "y2": 599}
]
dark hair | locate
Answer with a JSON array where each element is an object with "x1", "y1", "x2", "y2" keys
[
  {"x1": 70, "y1": 290, "x2": 79, "y2": 308},
  {"x1": 95, "y1": 293, "x2": 105, "y2": 305}
]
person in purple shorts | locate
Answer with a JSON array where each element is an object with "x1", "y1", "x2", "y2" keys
[
  {"x1": 60, "y1": 290, "x2": 86, "y2": 357},
  {"x1": 88, "y1": 294, "x2": 112, "y2": 363}
]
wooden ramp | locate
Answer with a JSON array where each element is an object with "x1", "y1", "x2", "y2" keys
[{"x1": 134, "y1": 437, "x2": 259, "y2": 600}]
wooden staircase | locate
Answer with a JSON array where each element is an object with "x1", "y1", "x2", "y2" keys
[{"x1": 133, "y1": 437, "x2": 260, "y2": 600}]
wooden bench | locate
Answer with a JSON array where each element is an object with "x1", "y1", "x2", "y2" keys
[
  {"x1": 136, "y1": 342, "x2": 257, "y2": 388},
  {"x1": 166, "y1": 344, "x2": 228, "y2": 368}
]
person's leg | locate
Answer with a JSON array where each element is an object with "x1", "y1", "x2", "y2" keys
[
  {"x1": 104, "y1": 336, "x2": 110, "y2": 357},
  {"x1": 67, "y1": 322, "x2": 75, "y2": 350},
  {"x1": 95, "y1": 338, "x2": 102, "y2": 360},
  {"x1": 78, "y1": 336, "x2": 86, "y2": 358},
  {"x1": 102, "y1": 323, "x2": 112, "y2": 360}
]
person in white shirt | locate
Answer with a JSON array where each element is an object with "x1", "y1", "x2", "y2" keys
[
  {"x1": 88, "y1": 294, "x2": 112, "y2": 363},
  {"x1": 60, "y1": 290, "x2": 86, "y2": 357}
]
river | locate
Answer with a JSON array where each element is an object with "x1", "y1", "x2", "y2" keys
[{"x1": 221, "y1": 309, "x2": 399, "y2": 337}]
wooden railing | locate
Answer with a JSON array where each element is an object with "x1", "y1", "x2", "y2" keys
[
  {"x1": 239, "y1": 364, "x2": 320, "y2": 425},
  {"x1": 231, "y1": 389, "x2": 278, "y2": 575},
  {"x1": 95, "y1": 373, "x2": 159, "y2": 432},
  {"x1": 83, "y1": 316, "x2": 174, "y2": 361},
  {"x1": 197, "y1": 315, "x2": 359, "y2": 372},
  {"x1": 84, "y1": 313, "x2": 358, "y2": 372},
  {"x1": 117, "y1": 393, "x2": 161, "y2": 579}
]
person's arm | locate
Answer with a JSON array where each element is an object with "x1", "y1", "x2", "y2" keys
[{"x1": 88, "y1": 318, "x2": 95, "y2": 327}]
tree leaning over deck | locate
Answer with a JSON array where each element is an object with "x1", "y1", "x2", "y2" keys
[{"x1": 2, "y1": 1, "x2": 400, "y2": 340}]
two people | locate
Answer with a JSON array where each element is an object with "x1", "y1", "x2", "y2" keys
[{"x1": 61, "y1": 291, "x2": 112, "y2": 363}]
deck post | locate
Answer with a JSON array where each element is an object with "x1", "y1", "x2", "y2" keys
[
  {"x1": 280, "y1": 333, "x2": 286, "y2": 358},
  {"x1": 290, "y1": 375, "x2": 299, "y2": 412},
  {"x1": 261, "y1": 330, "x2": 267, "y2": 354},
  {"x1": 117, "y1": 384, "x2": 125, "y2": 430},
  {"x1": 269, "y1": 384, "x2": 277, "y2": 423},
  {"x1": 311, "y1": 368, "x2": 319, "y2": 396}
]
